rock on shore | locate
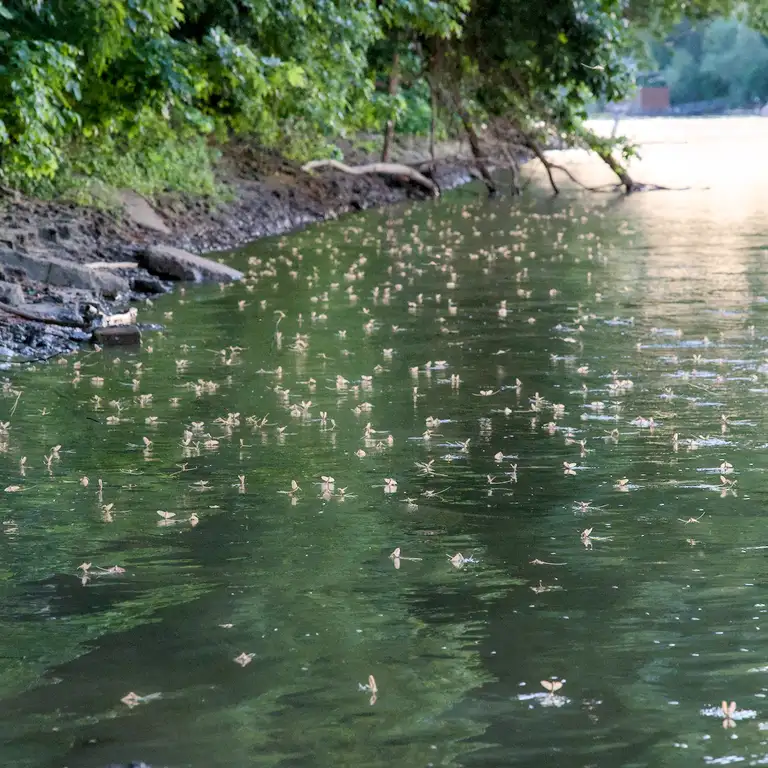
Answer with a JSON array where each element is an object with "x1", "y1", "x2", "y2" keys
[
  {"x1": 139, "y1": 244, "x2": 243, "y2": 282},
  {"x1": 0, "y1": 247, "x2": 128, "y2": 297}
]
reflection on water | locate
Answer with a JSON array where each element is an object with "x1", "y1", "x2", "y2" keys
[{"x1": 0, "y1": 118, "x2": 766, "y2": 767}]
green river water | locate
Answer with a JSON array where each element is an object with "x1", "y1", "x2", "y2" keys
[{"x1": 1, "y1": 119, "x2": 768, "y2": 767}]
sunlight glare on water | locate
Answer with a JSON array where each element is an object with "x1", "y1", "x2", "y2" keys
[{"x1": 0, "y1": 117, "x2": 766, "y2": 768}]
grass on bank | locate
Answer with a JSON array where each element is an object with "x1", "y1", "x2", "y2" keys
[
  {"x1": 4, "y1": 127, "x2": 465, "y2": 212},
  {"x1": 30, "y1": 132, "x2": 225, "y2": 209}
]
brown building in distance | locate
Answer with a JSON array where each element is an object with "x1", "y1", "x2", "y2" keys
[{"x1": 633, "y1": 86, "x2": 670, "y2": 112}]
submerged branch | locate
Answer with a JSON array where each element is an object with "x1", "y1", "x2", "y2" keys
[{"x1": 537, "y1": 159, "x2": 611, "y2": 192}]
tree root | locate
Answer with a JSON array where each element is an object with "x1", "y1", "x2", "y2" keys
[{"x1": 301, "y1": 159, "x2": 439, "y2": 197}]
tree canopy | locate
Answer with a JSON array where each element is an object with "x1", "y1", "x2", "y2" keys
[{"x1": 0, "y1": 0, "x2": 764, "y2": 192}]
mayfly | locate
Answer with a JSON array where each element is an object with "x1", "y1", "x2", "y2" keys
[
  {"x1": 389, "y1": 547, "x2": 423, "y2": 569},
  {"x1": 358, "y1": 674, "x2": 378, "y2": 706},
  {"x1": 721, "y1": 700, "x2": 736, "y2": 729},
  {"x1": 541, "y1": 680, "x2": 564, "y2": 694},
  {"x1": 278, "y1": 480, "x2": 301, "y2": 496},
  {"x1": 448, "y1": 553, "x2": 478, "y2": 568}
]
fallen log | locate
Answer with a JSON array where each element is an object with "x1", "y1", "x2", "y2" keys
[
  {"x1": 301, "y1": 159, "x2": 439, "y2": 197},
  {"x1": 85, "y1": 261, "x2": 139, "y2": 270}
]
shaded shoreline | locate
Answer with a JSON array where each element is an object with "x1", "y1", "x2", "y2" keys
[{"x1": 0, "y1": 145, "x2": 481, "y2": 361}]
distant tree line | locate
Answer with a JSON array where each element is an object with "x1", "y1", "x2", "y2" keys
[{"x1": 645, "y1": 18, "x2": 768, "y2": 107}]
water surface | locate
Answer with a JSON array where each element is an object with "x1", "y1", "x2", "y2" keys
[{"x1": 0, "y1": 118, "x2": 767, "y2": 768}]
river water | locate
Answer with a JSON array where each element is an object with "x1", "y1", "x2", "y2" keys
[{"x1": 0, "y1": 117, "x2": 767, "y2": 768}]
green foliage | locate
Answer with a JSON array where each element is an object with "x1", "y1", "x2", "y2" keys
[
  {"x1": 433, "y1": 0, "x2": 642, "y2": 151},
  {"x1": 653, "y1": 18, "x2": 768, "y2": 106},
  {"x1": 0, "y1": 0, "x2": 383, "y2": 186},
  {"x1": 0, "y1": 0, "x2": 766, "y2": 193},
  {"x1": 378, "y1": 0, "x2": 470, "y2": 38},
  {"x1": 396, "y1": 82, "x2": 440, "y2": 136},
  {"x1": 0, "y1": 38, "x2": 81, "y2": 181},
  {"x1": 59, "y1": 129, "x2": 220, "y2": 203},
  {"x1": 14, "y1": 112, "x2": 221, "y2": 203}
]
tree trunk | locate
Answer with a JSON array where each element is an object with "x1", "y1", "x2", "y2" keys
[
  {"x1": 522, "y1": 137, "x2": 559, "y2": 195},
  {"x1": 500, "y1": 144, "x2": 521, "y2": 195},
  {"x1": 381, "y1": 48, "x2": 401, "y2": 163},
  {"x1": 580, "y1": 125, "x2": 638, "y2": 193},
  {"x1": 595, "y1": 147, "x2": 637, "y2": 193},
  {"x1": 610, "y1": 113, "x2": 620, "y2": 139},
  {"x1": 428, "y1": 76, "x2": 437, "y2": 166},
  {"x1": 449, "y1": 88, "x2": 497, "y2": 195}
]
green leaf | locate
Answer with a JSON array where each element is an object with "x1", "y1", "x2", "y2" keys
[{"x1": 285, "y1": 65, "x2": 307, "y2": 88}]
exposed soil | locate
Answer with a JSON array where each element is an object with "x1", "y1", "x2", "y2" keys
[
  {"x1": 161, "y1": 140, "x2": 477, "y2": 252},
  {"x1": 0, "y1": 140, "x2": 481, "y2": 362}
]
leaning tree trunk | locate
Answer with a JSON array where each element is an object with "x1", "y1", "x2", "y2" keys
[
  {"x1": 448, "y1": 88, "x2": 497, "y2": 195},
  {"x1": 499, "y1": 143, "x2": 522, "y2": 195},
  {"x1": 381, "y1": 47, "x2": 401, "y2": 163},
  {"x1": 580, "y1": 126, "x2": 638, "y2": 193},
  {"x1": 489, "y1": 120, "x2": 522, "y2": 196},
  {"x1": 428, "y1": 76, "x2": 437, "y2": 167},
  {"x1": 594, "y1": 147, "x2": 637, "y2": 193},
  {"x1": 610, "y1": 113, "x2": 620, "y2": 139}
]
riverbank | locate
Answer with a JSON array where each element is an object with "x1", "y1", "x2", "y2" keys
[{"x1": 0, "y1": 139, "x2": 482, "y2": 361}]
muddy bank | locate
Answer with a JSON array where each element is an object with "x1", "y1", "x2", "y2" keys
[{"x1": 0, "y1": 141, "x2": 481, "y2": 361}]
